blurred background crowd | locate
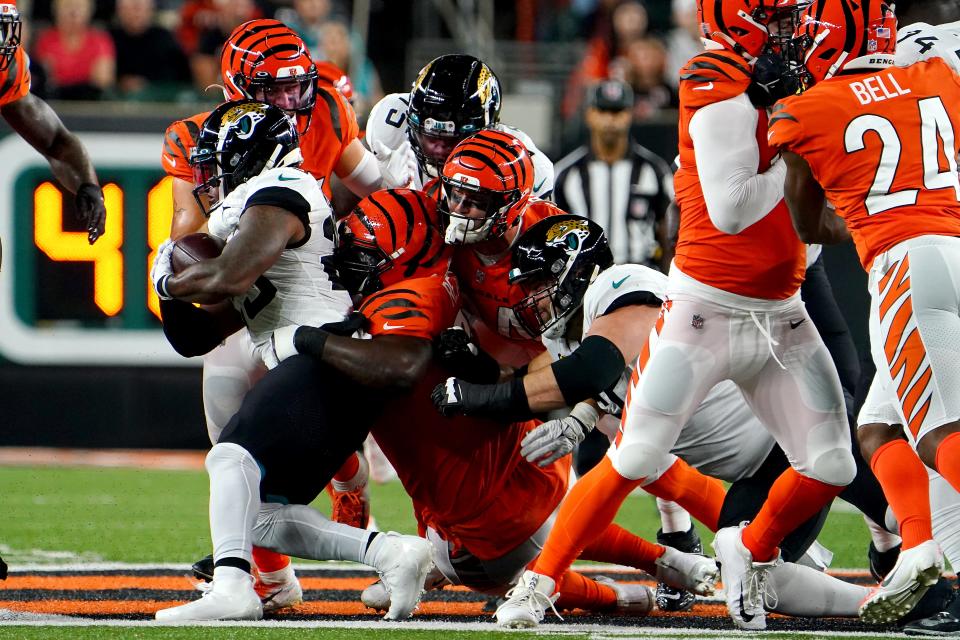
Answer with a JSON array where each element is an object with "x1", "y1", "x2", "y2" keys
[{"x1": 15, "y1": 0, "x2": 703, "y2": 155}]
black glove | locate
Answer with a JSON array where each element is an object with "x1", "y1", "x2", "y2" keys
[
  {"x1": 75, "y1": 182, "x2": 107, "y2": 244},
  {"x1": 434, "y1": 327, "x2": 501, "y2": 383},
  {"x1": 320, "y1": 311, "x2": 369, "y2": 336},
  {"x1": 747, "y1": 52, "x2": 802, "y2": 108},
  {"x1": 431, "y1": 376, "x2": 532, "y2": 421}
]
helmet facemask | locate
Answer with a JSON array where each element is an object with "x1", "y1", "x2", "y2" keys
[
  {"x1": 510, "y1": 258, "x2": 596, "y2": 340},
  {"x1": 439, "y1": 176, "x2": 521, "y2": 245},
  {"x1": 0, "y1": 4, "x2": 21, "y2": 72},
  {"x1": 333, "y1": 227, "x2": 394, "y2": 300}
]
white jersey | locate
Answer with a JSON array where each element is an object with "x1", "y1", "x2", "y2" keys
[
  {"x1": 366, "y1": 92, "x2": 555, "y2": 198},
  {"x1": 895, "y1": 21, "x2": 960, "y2": 71},
  {"x1": 228, "y1": 167, "x2": 352, "y2": 368},
  {"x1": 543, "y1": 263, "x2": 775, "y2": 482}
]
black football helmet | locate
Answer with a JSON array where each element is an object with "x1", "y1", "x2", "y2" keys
[
  {"x1": 509, "y1": 215, "x2": 613, "y2": 339},
  {"x1": 190, "y1": 100, "x2": 300, "y2": 214},
  {"x1": 407, "y1": 54, "x2": 501, "y2": 177}
]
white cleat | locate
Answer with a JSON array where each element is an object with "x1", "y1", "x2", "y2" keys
[
  {"x1": 255, "y1": 566, "x2": 303, "y2": 613},
  {"x1": 361, "y1": 566, "x2": 449, "y2": 612},
  {"x1": 656, "y1": 545, "x2": 720, "y2": 597},
  {"x1": 596, "y1": 576, "x2": 654, "y2": 616},
  {"x1": 712, "y1": 524, "x2": 780, "y2": 631},
  {"x1": 366, "y1": 532, "x2": 434, "y2": 620},
  {"x1": 859, "y1": 539, "x2": 943, "y2": 624},
  {"x1": 157, "y1": 566, "x2": 263, "y2": 622},
  {"x1": 495, "y1": 570, "x2": 561, "y2": 629}
]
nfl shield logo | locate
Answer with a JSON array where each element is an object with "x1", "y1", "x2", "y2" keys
[{"x1": 691, "y1": 314, "x2": 704, "y2": 329}]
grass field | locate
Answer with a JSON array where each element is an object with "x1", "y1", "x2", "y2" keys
[{"x1": 0, "y1": 462, "x2": 904, "y2": 640}]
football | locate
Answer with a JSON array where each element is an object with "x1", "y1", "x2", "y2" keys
[{"x1": 171, "y1": 233, "x2": 226, "y2": 273}]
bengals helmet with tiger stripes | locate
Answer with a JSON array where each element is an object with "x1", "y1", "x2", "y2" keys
[
  {"x1": 697, "y1": 0, "x2": 810, "y2": 59},
  {"x1": 333, "y1": 189, "x2": 450, "y2": 300},
  {"x1": 439, "y1": 129, "x2": 534, "y2": 246},
  {"x1": 0, "y1": 2, "x2": 20, "y2": 72},
  {"x1": 788, "y1": 0, "x2": 896, "y2": 86},
  {"x1": 220, "y1": 19, "x2": 318, "y2": 115}
]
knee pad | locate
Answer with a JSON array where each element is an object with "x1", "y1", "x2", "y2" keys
[
  {"x1": 205, "y1": 442, "x2": 258, "y2": 473},
  {"x1": 807, "y1": 447, "x2": 857, "y2": 486},
  {"x1": 613, "y1": 441, "x2": 674, "y2": 481}
]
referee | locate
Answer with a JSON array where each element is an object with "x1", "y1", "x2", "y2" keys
[{"x1": 553, "y1": 80, "x2": 676, "y2": 272}]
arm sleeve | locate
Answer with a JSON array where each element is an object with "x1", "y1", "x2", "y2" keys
[{"x1": 689, "y1": 95, "x2": 786, "y2": 235}]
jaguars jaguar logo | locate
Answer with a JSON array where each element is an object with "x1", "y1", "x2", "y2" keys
[
  {"x1": 545, "y1": 219, "x2": 590, "y2": 251},
  {"x1": 221, "y1": 103, "x2": 268, "y2": 140}
]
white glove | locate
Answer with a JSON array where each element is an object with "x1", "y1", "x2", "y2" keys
[
  {"x1": 271, "y1": 325, "x2": 299, "y2": 364},
  {"x1": 374, "y1": 140, "x2": 417, "y2": 189},
  {"x1": 150, "y1": 238, "x2": 176, "y2": 300},
  {"x1": 520, "y1": 402, "x2": 600, "y2": 467},
  {"x1": 207, "y1": 183, "x2": 249, "y2": 239}
]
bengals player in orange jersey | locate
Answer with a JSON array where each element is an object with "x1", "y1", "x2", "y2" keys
[
  {"x1": 161, "y1": 21, "x2": 394, "y2": 610},
  {"x1": 439, "y1": 129, "x2": 562, "y2": 369},
  {"x1": 769, "y1": 0, "x2": 960, "y2": 622},
  {"x1": 0, "y1": 1, "x2": 106, "y2": 259}
]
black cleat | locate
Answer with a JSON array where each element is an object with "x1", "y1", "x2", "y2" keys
[
  {"x1": 901, "y1": 577, "x2": 957, "y2": 625},
  {"x1": 191, "y1": 554, "x2": 214, "y2": 582},
  {"x1": 869, "y1": 541, "x2": 901, "y2": 583},
  {"x1": 904, "y1": 580, "x2": 960, "y2": 636},
  {"x1": 655, "y1": 526, "x2": 700, "y2": 612},
  {"x1": 0, "y1": 554, "x2": 7, "y2": 580}
]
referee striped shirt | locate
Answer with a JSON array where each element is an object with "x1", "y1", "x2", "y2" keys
[{"x1": 553, "y1": 142, "x2": 674, "y2": 268}]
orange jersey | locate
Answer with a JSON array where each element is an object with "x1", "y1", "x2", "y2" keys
[
  {"x1": 362, "y1": 272, "x2": 460, "y2": 340},
  {"x1": 768, "y1": 58, "x2": 960, "y2": 269},
  {"x1": 673, "y1": 50, "x2": 805, "y2": 299},
  {"x1": 451, "y1": 199, "x2": 562, "y2": 363},
  {"x1": 160, "y1": 84, "x2": 360, "y2": 199},
  {"x1": 0, "y1": 47, "x2": 30, "y2": 106},
  {"x1": 363, "y1": 273, "x2": 567, "y2": 559}
]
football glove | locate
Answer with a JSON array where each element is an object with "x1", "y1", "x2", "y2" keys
[
  {"x1": 520, "y1": 402, "x2": 599, "y2": 467},
  {"x1": 432, "y1": 377, "x2": 467, "y2": 417},
  {"x1": 373, "y1": 140, "x2": 417, "y2": 189},
  {"x1": 75, "y1": 183, "x2": 107, "y2": 244},
  {"x1": 434, "y1": 327, "x2": 500, "y2": 383},
  {"x1": 431, "y1": 376, "x2": 532, "y2": 420},
  {"x1": 206, "y1": 184, "x2": 249, "y2": 239},
  {"x1": 150, "y1": 238, "x2": 176, "y2": 300}
]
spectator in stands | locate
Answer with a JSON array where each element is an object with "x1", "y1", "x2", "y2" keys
[
  {"x1": 111, "y1": 0, "x2": 191, "y2": 100},
  {"x1": 664, "y1": 0, "x2": 701, "y2": 87},
  {"x1": 553, "y1": 80, "x2": 676, "y2": 271},
  {"x1": 562, "y1": 0, "x2": 648, "y2": 119},
  {"x1": 319, "y1": 19, "x2": 382, "y2": 120},
  {"x1": 33, "y1": 0, "x2": 115, "y2": 100},
  {"x1": 621, "y1": 37, "x2": 677, "y2": 120},
  {"x1": 190, "y1": 0, "x2": 259, "y2": 92},
  {"x1": 274, "y1": 0, "x2": 336, "y2": 54},
  {"x1": 176, "y1": 0, "x2": 218, "y2": 56}
]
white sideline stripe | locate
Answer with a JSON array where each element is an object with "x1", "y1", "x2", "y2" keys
[{"x1": 0, "y1": 618, "x2": 912, "y2": 637}]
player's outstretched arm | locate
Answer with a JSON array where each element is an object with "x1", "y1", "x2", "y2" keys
[
  {"x1": 1, "y1": 93, "x2": 105, "y2": 243},
  {"x1": 782, "y1": 150, "x2": 850, "y2": 244}
]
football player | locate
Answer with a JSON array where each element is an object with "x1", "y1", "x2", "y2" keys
[
  {"x1": 0, "y1": 1, "x2": 106, "y2": 246},
  {"x1": 365, "y1": 54, "x2": 553, "y2": 198},
  {"x1": 151, "y1": 101, "x2": 432, "y2": 622},
  {"x1": 768, "y1": 0, "x2": 960, "y2": 623},
  {"x1": 271, "y1": 189, "x2": 717, "y2": 618},
  {"x1": 434, "y1": 215, "x2": 899, "y2": 627}
]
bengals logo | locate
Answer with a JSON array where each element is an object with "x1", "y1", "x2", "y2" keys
[
  {"x1": 545, "y1": 219, "x2": 590, "y2": 250},
  {"x1": 221, "y1": 103, "x2": 268, "y2": 139}
]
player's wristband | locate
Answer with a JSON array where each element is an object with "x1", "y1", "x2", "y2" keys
[
  {"x1": 459, "y1": 378, "x2": 532, "y2": 422},
  {"x1": 293, "y1": 326, "x2": 330, "y2": 359},
  {"x1": 155, "y1": 274, "x2": 173, "y2": 300}
]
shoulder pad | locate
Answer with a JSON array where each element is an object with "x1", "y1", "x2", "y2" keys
[
  {"x1": 243, "y1": 168, "x2": 327, "y2": 214},
  {"x1": 523, "y1": 199, "x2": 565, "y2": 225},
  {"x1": 366, "y1": 92, "x2": 411, "y2": 152},
  {"x1": 162, "y1": 112, "x2": 207, "y2": 180},
  {"x1": 766, "y1": 96, "x2": 807, "y2": 150},
  {"x1": 679, "y1": 51, "x2": 752, "y2": 108},
  {"x1": 360, "y1": 273, "x2": 459, "y2": 339},
  {"x1": 583, "y1": 264, "x2": 667, "y2": 330}
]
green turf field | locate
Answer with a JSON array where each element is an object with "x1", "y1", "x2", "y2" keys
[{"x1": 0, "y1": 465, "x2": 873, "y2": 567}]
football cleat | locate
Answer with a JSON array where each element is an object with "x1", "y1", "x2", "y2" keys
[
  {"x1": 596, "y1": 576, "x2": 654, "y2": 616},
  {"x1": 365, "y1": 532, "x2": 434, "y2": 620},
  {"x1": 655, "y1": 544, "x2": 719, "y2": 597},
  {"x1": 0, "y1": 553, "x2": 7, "y2": 580},
  {"x1": 361, "y1": 566, "x2": 449, "y2": 612},
  {"x1": 899, "y1": 577, "x2": 957, "y2": 627},
  {"x1": 869, "y1": 541, "x2": 902, "y2": 583},
  {"x1": 157, "y1": 566, "x2": 263, "y2": 622},
  {"x1": 904, "y1": 611, "x2": 960, "y2": 636},
  {"x1": 191, "y1": 553, "x2": 214, "y2": 582},
  {"x1": 860, "y1": 540, "x2": 943, "y2": 624},
  {"x1": 712, "y1": 524, "x2": 780, "y2": 631},
  {"x1": 331, "y1": 485, "x2": 371, "y2": 530},
  {"x1": 254, "y1": 565, "x2": 303, "y2": 612},
  {"x1": 655, "y1": 527, "x2": 702, "y2": 611},
  {"x1": 495, "y1": 570, "x2": 561, "y2": 629}
]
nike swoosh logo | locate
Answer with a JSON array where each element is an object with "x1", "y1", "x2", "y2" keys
[
  {"x1": 789, "y1": 319, "x2": 806, "y2": 329},
  {"x1": 693, "y1": 82, "x2": 714, "y2": 91},
  {"x1": 278, "y1": 174, "x2": 298, "y2": 181},
  {"x1": 533, "y1": 178, "x2": 546, "y2": 193},
  {"x1": 612, "y1": 276, "x2": 629, "y2": 289},
  {"x1": 659, "y1": 592, "x2": 683, "y2": 600},
  {"x1": 163, "y1": 155, "x2": 176, "y2": 167},
  {"x1": 382, "y1": 322, "x2": 406, "y2": 330}
]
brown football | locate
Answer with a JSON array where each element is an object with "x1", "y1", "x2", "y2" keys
[{"x1": 171, "y1": 233, "x2": 226, "y2": 273}]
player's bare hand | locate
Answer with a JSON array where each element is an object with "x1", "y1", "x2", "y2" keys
[{"x1": 75, "y1": 183, "x2": 106, "y2": 244}]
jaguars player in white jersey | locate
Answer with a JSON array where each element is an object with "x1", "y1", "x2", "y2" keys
[
  {"x1": 895, "y1": 20, "x2": 960, "y2": 70},
  {"x1": 150, "y1": 100, "x2": 433, "y2": 623},
  {"x1": 366, "y1": 54, "x2": 554, "y2": 199},
  {"x1": 432, "y1": 215, "x2": 904, "y2": 627}
]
